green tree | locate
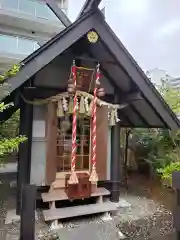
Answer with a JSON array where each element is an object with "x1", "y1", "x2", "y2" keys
[
  {"x1": 131, "y1": 79, "x2": 180, "y2": 184},
  {"x1": 0, "y1": 64, "x2": 26, "y2": 162},
  {"x1": 159, "y1": 79, "x2": 180, "y2": 114}
]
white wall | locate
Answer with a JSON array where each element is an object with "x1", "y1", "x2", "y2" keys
[{"x1": 30, "y1": 105, "x2": 47, "y2": 185}]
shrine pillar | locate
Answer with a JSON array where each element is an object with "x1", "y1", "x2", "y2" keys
[{"x1": 110, "y1": 96, "x2": 121, "y2": 202}]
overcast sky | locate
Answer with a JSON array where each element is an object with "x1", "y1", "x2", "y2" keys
[{"x1": 68, "y1": 0, "x2": 180, "y2": 77}]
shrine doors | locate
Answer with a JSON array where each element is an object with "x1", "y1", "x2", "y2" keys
[
  {"x1": 56, "y1": 115, "x2": 91, "y2": 177},
  {"x1": 45, "y1": 101, "x2": 108, "y2": 186}
]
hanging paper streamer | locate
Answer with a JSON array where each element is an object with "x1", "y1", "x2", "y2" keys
[
  {"x1": 89, "y1": 63, "x2": 101, "y2": 183},
  {"x1": 109, "y1": 110, "x2": 116, "y2": 126},
  {"x1": 76, "y1": 97, "x2": 79, "y2": 112},
  {"x1": 68, "y1": 97, "x2": 74, "y2": 114},
  {"x1": 84, "y1": 97, "x2": 89, "y2": 113},
  {"x1": 68, "y1": 62, "x2": 79, "y2": 184},
  {"x1": 62, "y1": 97, "x2": 68, "y2": 112},
  {"x1": 114, "y1": 109, "x2": 120, "y2": 123},
  {"x1": 57, "y1": 100, "x2": 64, "y2": 117},
  {"x1": 88, "y1": 100, "x2": 93, "y2": 116},
  {"x1": 79, "y1": 96, "x2": 85, "y2": 114},
  {"x1": 108, "y1": 109, "x2": 110, "y2": 121}
]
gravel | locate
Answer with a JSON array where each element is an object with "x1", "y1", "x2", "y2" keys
[
  {"x1": 115, "y1": 196, "x2": 174, "y2": 240},
  {"x1": 0, "y1": 178, "x2": 176, "y2": 240}
]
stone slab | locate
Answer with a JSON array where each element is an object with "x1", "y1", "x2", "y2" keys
[
  {"x1": 5, "y1": 209, "x2": 20, "y2": 225},
  {"x1": 42, "y1": 187, "x2": 110, "y2": 202},
  {"x1": 43, "y1": 202, "x2": 117, "y2": 221},
  {"x1": 42, "y1": 189, "x2": 68, "y2": 202},
  {"x1": 57, "y1": 222, "x2": 127, "y2": 240}
]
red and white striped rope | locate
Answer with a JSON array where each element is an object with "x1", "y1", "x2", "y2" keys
[
  {"x1": 92, "y1": 86, "x2": 97, "y2": 170},
  {"x1": 71, "y1": 65, "x2": 77, "y2": 172},
  {"x1": 90, "y1": 64, "x2": 100, "y2": 180}
]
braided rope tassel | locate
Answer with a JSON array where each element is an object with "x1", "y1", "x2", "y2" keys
[
  {"x1": 89, "y1": 64, "x2": 100, "y2": 183},
  {"x1": 68, "y1": 62, "x2": 78, "y2": 184}
]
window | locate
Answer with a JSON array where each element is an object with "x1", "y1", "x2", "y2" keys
[
  {"x1": 0, "y1": 34, "x2": 40, "y2": 55},
  {"x1": 56, "y1": 115, "x2": 91, "y2": 172},
  {"x1": 18, "y1": 38, "x2": 35, "y2": 55},
  {"x1": 1, "y1": 0, "x2": 18, "y2": 11},
  {"x1": 1, "y1": 0, "x2": 60, "y2": 21},
  {"x1": 35, "y1": 1, "x2": 58, "y2": 20},
  {"x1": 0, "y1": 35, "x2": 18, "y2": 54},
  {"x1": 19, "y1": 0, "x2": 35, "y2": 16}
]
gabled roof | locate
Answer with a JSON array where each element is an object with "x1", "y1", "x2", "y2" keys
[
  {"x1": 1, "y1": 9, "x2": 180, "y2": 130},
  {"x1": 3, "y1": 10, "x2": 95, "y2": 93},
  {"x1": 77, "y1": 0, "x2": 102, "y2": 18}
]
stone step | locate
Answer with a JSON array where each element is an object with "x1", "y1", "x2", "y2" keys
[
  {"x1": 43, "y1": 202, "x2": 117, "y2": 221},
  {"x1": 42, "y1": 187, "x2": 110, "y2": 203}
]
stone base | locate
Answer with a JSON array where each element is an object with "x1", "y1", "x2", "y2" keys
[
  {"x1": 117, "y1": 199, "x2": 131, "y2": 208},
  {"x1": 5, "y1": 209, "x2": 20, "y2": 225},
  {"x1": 56, "y1": 222, "x2": 127, "y2": 240},
  {"x1": 101, "y1": 212, "x2": 112, "y2": 221}
]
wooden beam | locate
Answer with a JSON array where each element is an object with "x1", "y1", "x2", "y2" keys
[
  {"x1": 119, "y1": 92, "x2": 143, "y2": 104},
  {"x1": 77, "y1": 0, "x2": 102, "y2": 18},
  {"x1": 23, "y1": 86, "x2": 65, "y2": 99},
  {"x1": 16, "y1": 98, "x2": 33, "y2": 215},
  {"x1": 130, "y1": 104, "x2": 150, "y2": 126},
  {"x1": 46, "y1": 0, "x2": 71, "y2": 27},
  {"x1": 22, "y1": 86, "x2": 116, "y2": 103},
  {"x1": 118, "y1": 109, "x2": 135, "y2": 127}
]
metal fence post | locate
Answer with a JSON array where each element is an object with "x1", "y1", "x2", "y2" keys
[
  {"x1": 20, "y1": 184, "x2": 36, "y2": 240},
  {"x1": 172, "y1": 171, "x2": 180, "y2": 240}
]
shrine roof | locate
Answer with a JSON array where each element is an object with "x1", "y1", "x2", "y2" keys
[{"x1": 1, "y1": 9, "x2": 180, "y2": 130}]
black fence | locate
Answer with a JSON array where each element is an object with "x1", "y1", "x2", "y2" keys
[
  {"x1": 20, "y1": 184, "x2": 36, "y2": 240},
  {"x1": 172, "y1": 171, "x2": 180, "y2": 240}
]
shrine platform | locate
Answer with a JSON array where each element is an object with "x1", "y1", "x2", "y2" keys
[{"x1": 41, "y1": 187, "x2": 118, "y2": 225}]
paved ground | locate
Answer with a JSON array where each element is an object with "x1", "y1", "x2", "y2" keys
[
  {"x1": 0, "y1": 163, "x2": 17, "y2": 174},
  {"x1": 0, "y1": 171, "x2": 176, "y2": 239}
]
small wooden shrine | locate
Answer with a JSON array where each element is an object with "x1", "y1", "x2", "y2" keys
[
  {"x1": 47, "y1": 60, "x2": 120, "y2": 198},
  {"x1": 0, "y1": 0, "x2": 180, "y2": 225}
]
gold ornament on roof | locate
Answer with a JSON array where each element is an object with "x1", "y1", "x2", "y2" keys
[{"x1": 87, "y1": 31, "x2": 99, "y2": 43}]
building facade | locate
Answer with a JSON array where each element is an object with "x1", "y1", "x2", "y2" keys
[
  {"x1": 146, "y1": 68, "x2": 180, "y2": 89},
  {"x1": 146, "y1": 68, "x2": 173, "y2": 87},
  {"x1": 168, "y1": 77, "x2": 180, "y2": 89},
  {"x1": 0, "y1": 0, "x2": 68, "y2": 72}
]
